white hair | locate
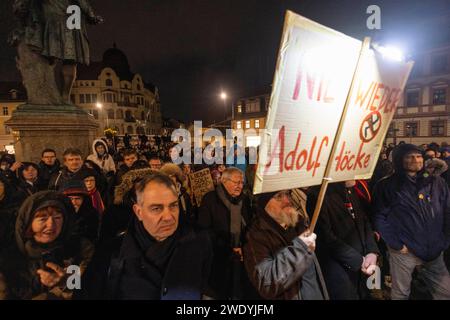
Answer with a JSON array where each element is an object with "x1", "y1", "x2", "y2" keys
[{"x1": 220, "y1": 167, "x2": 243, "y2": 183}]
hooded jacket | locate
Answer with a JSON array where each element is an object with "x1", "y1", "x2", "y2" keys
[
  {"x1": 0, "y1": 191, "x2": 94, "y2": 300},
  {"x1": 86, "y1": 139, "x2": 116, "y2": 174},
  {"x1": 373, "y1": 144, "x2": 450, "y2": 262}
]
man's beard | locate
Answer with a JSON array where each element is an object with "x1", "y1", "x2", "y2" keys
[{"x1": 278, "y1": 207, "x2": 300, "y2": 228}]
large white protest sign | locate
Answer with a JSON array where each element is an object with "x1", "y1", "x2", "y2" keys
[
  {"x1": 253, "y1": 11, "x2": 362, "y2": 194},
  {"x1": 328, "y1": 49, "x2": 413, "y2": 182}
]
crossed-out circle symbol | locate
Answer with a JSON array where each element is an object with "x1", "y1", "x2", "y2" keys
[{"x1": 359, "y1": 111, "x2": 382, "y2": 143}]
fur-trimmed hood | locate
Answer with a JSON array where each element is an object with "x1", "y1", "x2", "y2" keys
[{"x1": 114, "y1": 168, "x2": 158, "y2": 205}]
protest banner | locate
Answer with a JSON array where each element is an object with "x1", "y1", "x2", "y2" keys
[
  {"x1": 253, "y1": 11, "x2": 363, "y2": 194},
  {"x1": 252, "y1": 11, "x2": 413, "y2": 232},
  {"x1": 309, "y1": 39, "x2": 413, "y2": 231},
  {"x1": 189, "y1": 168, "x2": 215, "y2": 206}
]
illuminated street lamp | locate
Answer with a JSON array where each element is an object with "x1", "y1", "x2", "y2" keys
[
  {"x1": 96, "y1": 102, "x2": 109, "y2": 128},
  {"x1": 372, "y1": 43, "x2": 405, "y2": 62},
  {"x1": 220, "y1": 91, "x2": 228, "y2": 120}
]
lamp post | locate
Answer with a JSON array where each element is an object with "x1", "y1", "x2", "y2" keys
[
  {"x1": 220, "y1": 91, "x2": 227, "y2": 121},
  {"x1": 96, "y1": 102, "x2": 108, "y2": 129}
]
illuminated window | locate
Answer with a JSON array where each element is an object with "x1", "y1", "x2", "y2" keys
[
  {"x1": 236, "y1": 121, "x2": 242, "y2": 129},
  {"x1": 245, "y1": 120, "x2": 251, "y2": 129},
  {"x1": 237, "y1": 105, "x2": 242, "y2": 113},
  {"x1": 255, "y1": 119, "x2": 260, "y2": 128},
  {"x1": 405, "y1": 122, "x2": 418, "y2": 137},
  {"x1": 432, "y1": 88, "x2": 446, "y2": 105}
]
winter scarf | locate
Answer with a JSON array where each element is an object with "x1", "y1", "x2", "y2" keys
[{"x1": 216, "y1": 183, "x2": 244, "y2": 247}]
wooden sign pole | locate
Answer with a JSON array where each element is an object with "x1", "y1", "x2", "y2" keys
[{"x1": 309, "y1": 37, "x2": 371, "y2": 232}]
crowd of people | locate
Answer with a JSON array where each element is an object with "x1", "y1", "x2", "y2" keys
[{"x1": 0, "y1": 136, "x2": 449, "y2": 300}]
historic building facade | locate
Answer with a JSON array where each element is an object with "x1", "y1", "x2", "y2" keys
[{"x1": 71, "y1": 44, "x2": 162, "y2": 136}]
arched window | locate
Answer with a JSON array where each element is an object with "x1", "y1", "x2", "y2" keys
[
  {"x1": 105, "y1": 79, "x2": 113, "y2": 87},
  {"x1": 116, "y1": 109, "x2": 123, "y2": 119},
  {"x1": 125, "y1": 110, "x2": 132, "y2": 119},
  {"x1": 127, "y1": 126, "x2": 134, "y2": 134}
]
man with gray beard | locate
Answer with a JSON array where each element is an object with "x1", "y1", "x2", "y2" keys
[{"x1": 243, "y1": 190, "x2": 329, "y2": 300}]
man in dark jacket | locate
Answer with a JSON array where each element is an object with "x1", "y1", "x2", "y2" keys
[
  {"x1": 79, "y1": 173, "x2": 212, "y2": 300},
  {"x1": 243, "y1": 190, "x2": 328, "y2": 300},
  {"x1": 373, "y1": 143, "x2": 450, "y2": 299},
  {"x1": 113, "y1": 149, "x2": 139, "y2": 187},
  {"x1": 49, "y1": 148, "x2": 87, "y2": 191},
  {"x1": 308, "y1": 181, "x2": 380, "y2": 300},
  {"x1": 38, "y1": 149, "x2": 61, "y2": 188},
  {"x1": 198, "y1": 167, "x2": 255, "y2": 299}
]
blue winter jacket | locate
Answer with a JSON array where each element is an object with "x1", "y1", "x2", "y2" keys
[{"x1": 373, "y1": 172, "x2": 450, "y2": 262}]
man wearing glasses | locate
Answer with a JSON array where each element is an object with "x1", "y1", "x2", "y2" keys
[{"x1": 198, "y1": 167, "x2": 256, "y2": 299}]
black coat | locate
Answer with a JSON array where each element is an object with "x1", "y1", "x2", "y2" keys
[
  {"x1": 48, "y1": 166, "x2": 88, "y2": 191},
  {"x1": 73, "y1": 196, "x2": 100, "y2": 244},
  {"x1": 197, "y1": 188, "x2": 255, "y2": 299},
  {"x1": 0, "y1": 203, "x2": 18, "y2": 256},
  {"x1": 38, "y1": 160, "x2": 61, "y2": 188},
  {"x1": 307, "y1": 183, "x2": 380, "y2": 300},
  {"x1": 16, "y1": 178, "x2": 47, "y2": 200},
  {"x1": 0, "y1": 175, "x2": 20, "y2": 252},
  {"x1": 98, "y1": 204, "x2": 134, "y2": 245},
  {"x1": 78, "y1": 220, "x2": 212, "y2": 300}
]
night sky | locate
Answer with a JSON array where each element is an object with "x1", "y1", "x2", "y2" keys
[{"x1": 0, "y1": 0, "x2": 449, "y2": 124}]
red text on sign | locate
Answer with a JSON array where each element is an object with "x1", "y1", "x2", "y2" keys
[
  {"x1": 292, "y1": 67, "x2": 335, "y2": 104},
  {"x1": 334, "y1": 141, "x2": 371, "y2": 172},
  {"x1": 264, "y1": 126, "x2": 329, "y2": 176},
  {"x1": 354, "y1": 81, "x2": 402, "y2": 114}
]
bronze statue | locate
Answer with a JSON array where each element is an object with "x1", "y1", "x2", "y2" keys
[{"x1": 9, "y1": 0, "x2": 103, "y2": 105}]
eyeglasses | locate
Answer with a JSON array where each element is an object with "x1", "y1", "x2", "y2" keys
[{"x1": 227, "y1": 179, "x2": 244, "y2": 186}]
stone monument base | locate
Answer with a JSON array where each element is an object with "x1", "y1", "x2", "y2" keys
[{"x1": 5, "y1": 104, "x2": 99, "y2": 163}]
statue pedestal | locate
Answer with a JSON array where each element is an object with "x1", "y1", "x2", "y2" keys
[{"x1": 5, "y1": 104, "x2": 99, "y2": 163}]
